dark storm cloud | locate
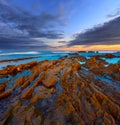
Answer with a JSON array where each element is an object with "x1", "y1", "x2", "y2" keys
[
  {"x1": 0, "y1": 0, "x2": 65, "y2": 49},
  {"x1": 68, "y1": 16, "x2": 120, "y2": 46},
  {"x1": 0, "y1": 36, "x2": 49, "y2": 50},
  {"x1": 0, "y1": 1, "x2": 64, "y2": 39}
]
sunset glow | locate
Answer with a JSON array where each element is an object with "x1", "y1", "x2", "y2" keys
[
  {"x1": 0, "y1": 1, "x2": 120, "y2": 124},
  {"x1": 0, "y1": 0, "x2": 120, "y2": 50},
  {"x1": 58, "y1": 45, "x2": 120, "y2": 51}
]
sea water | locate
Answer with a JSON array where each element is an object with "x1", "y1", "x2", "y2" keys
[
  {"x1": 0, "y1": 50, "x2": 119, "y2": 70},
  {"x1": 0, "y1": 50, "x2": 73, "y2": 69}
]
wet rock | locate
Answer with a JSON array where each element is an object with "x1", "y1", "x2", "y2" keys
[
  {"x1": 104, "y1": 54, "x2": 115, "y2": 58},
  {"x1": 42, "y1": 70, "x2": 58, "y2": 88},
  {"x1": 31, "y1": 86, "x2": 55, "y2": 103},
  {"x1": 79, "y1": 56, "x2": 87, "y2": 62},
  {"x1": 0, "y1": 81, "x2": 8, "y2": 93},
  {"x1": 0, "y1": 84, "x2": 5, "y2": 92},
  {"x1": 1, "y1": 101, "x2": 43, "y2": 125},
  {"x1": 72, "y1": 59, "x2": 81, "y2": 73},
  {"x1": 0, "y1": 62, "x2": 38, "y2": 76},
  {"x1": 0, "y1": 54, "x2": 120, "y2": 125},
  {"x1": 14, "y1": 76, "x2": 26, "y2": 87},
  {"x1": 21, "y1": 72, "x2": 45, "y2": 99},
  {"x1": 102, "y1": 64, "x2": 120, "y2": 81},
  {"x1": 0, "y1": 89, "x2": 13, "y2": 99}
]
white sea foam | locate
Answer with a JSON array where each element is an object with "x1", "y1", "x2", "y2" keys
[
  {"x1": 0, "y1": 51, "x2": 39, "y2": 56},
  {"x1": 98, "y1": 51, "x2": 117, "y2": 53}
]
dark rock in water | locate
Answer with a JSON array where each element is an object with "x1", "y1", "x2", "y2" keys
[
  {"x1": 104, "y1": 53, "x2": 115, "y2": 58},
  {"x1": 0, "y1": 55, "x2": 120, "y2": 125}
]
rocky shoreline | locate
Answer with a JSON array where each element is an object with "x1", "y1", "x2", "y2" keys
[{"x1": 0, "y1": 54, "x2": 120, "y2": 125}]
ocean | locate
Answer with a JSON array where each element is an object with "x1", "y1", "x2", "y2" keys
[{"x1": 0, "y1": 50, "x2": 119, "y2": 70}]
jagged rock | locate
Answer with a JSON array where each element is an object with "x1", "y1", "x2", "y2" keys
[
  {"x1": 104, "y1": 54, "x2": 115, "y2": 58},
  {"x1": 0, "y1": 84, "x2": 5, "y2": 92},
  {"x1": 0, "y1": 54, "x2": 120, "y2": 125},
  {"x1": 79, "y1": 56, "x2": 87, "y2": 62},
  {"x1": 31, "y1": 86, "x2": 55, "y2": 103},
  {"x1": 21, "y1": 72, "x2": 45, "y2": 99},
  {"x1": 0, "y1": 62, "x2": 38, "y2": 76},
  {"x1": 0, "y1": 89, "x2": 13, "y2": 99},
  {"x1": 42, "y1": 70, "x2": 58, "y2": 88},
  {"x1": 1, "y1": 101, "x2": 43, "y2": 125},
  {"x1": 72, "y1": 59, "x2": 81, "y2": 72},
  {"x1": 0, "y1": 81, "x2": 8, "y2": 92}
]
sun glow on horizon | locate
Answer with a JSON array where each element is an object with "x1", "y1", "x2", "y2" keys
[{"x1": 57, "y1": 45, "x2": 120, "y2": 51}]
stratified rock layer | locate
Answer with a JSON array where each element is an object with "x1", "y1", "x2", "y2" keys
[{"x1": 0, "y1": 54, "x2": 120, "y2": 125}]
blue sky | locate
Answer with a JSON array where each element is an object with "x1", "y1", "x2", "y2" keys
[{"x1": 0, "y1": 0, "x2": 120, "y2": 50}]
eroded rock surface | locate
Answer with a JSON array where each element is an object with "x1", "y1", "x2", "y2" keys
[{"x1": 0, "y1": 54, "x2": 120, "y2": 125}]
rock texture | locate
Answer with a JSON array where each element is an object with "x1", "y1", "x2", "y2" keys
[{"x1": 0, "y1": 54, "x2": 120, "y2": 125}]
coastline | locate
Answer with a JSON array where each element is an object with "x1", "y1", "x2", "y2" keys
[{"x1": 0, "y1": 53, "x2": 120, "y2": 124}]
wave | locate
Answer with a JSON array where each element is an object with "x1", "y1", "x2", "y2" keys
[
  {"x1": 0, "y1": 51, "x2": 39, "y2": 56},
  {"x1": 52, "y1": 51, "x2": 72, "y2": 54},
  {"x1": 98, "y1": 51, "x2": 118, "y2": 53}
]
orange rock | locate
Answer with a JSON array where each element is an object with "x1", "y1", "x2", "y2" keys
[
  {"x1": 0, "y1": 89, "x2": 12, "y2": 99},
  {"x1": 0, "y1": 83, "x2": 6, "y2": 92},
  {"x1": 31, "y1": 86, "x2": 55, "y2": 103},
  {"x1": 42, "y1": 71, "x2": 58, "y2": 88},
  {"x1": 0, "y1": 54, "x2": 120, "y2": 124}
]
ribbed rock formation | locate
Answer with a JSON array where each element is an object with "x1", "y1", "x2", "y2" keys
[{"x1": 0, "y1": 55, "x2": 120, "y2": 125}]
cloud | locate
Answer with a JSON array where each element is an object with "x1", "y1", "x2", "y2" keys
[
  {"x1": 0, "y1": 36, "x2": 50, "y2": 50},
  {"x1": 0, "y1": 0, "x2": 66, "y2": 49},
  {"x1": 68, "y1": 16, "x2": 120, "y2": 46},
  {"x1": 107, "y1": 8, "x2": 120, "y2": 18},
  {"x1": 58, "y1": 40, "x2": 67, "y2": 43},
  {"x1": 0, "y1": 1, "x2": 65, "y2": 39},
  {"x1": 57, "y1": 0, "x2": 77, "y2": 26}
]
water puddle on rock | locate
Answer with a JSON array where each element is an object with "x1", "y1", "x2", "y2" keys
[
  {"x1": 95, "y1": 75, "x2": 120, "y2": 90},
  {"x1": 102, "y1": 58, "x2": 120, "y2": 64},
  {"x1": 56, "y1": 74, "x2": 63, "y2": 93},
  {"x1": 5, "y1": 69, "x2": 31, "y2": 91}
]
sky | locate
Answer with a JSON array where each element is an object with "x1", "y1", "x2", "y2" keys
[{"x1": 0, "y1": 0, "x2": 120, "y2": 51}]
